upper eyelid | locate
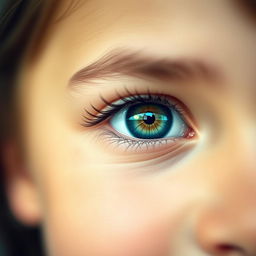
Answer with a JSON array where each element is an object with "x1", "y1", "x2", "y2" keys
[{"x1": 82, "y1": 93, "x2": 184, "y2": 128}]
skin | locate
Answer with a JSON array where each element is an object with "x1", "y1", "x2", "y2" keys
[{"x1": 4, "y1": 0, "x2": 256, "y2": 255}]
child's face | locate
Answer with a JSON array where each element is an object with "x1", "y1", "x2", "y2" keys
[{"x1": 8, "y1": 0, "x2": 256, "y2": 255}]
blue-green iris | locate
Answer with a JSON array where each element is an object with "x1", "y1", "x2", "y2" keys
[{"x1": 125, "y1": 103, "x2": 173, "y2": 139}]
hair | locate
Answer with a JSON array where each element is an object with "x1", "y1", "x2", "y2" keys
[
  {"x1": 0, "y1": 0, "x2": 85, "y2": 253},
  {"x1": 0, "y1": 1, "x2": 54, "y2": 255},
  {"x1": 0, "y1": 0, "x2": 255, "y2": 255}
]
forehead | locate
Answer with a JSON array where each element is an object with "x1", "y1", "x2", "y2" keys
[
  {"x1": 54, "y1": 0, "x2": 254, "y2": 30},
  {"x1": 25, "y1": 0, "x2": 256, "y2": 96},
  {"x1": 47, "y1": 0, "x2": 256, "y2": 60}
]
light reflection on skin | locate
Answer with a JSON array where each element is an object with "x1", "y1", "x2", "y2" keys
[{"x1": 4, "y1": 0, "x2": 256, "y2": 255}]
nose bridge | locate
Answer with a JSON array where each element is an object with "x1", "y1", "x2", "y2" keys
[
  {"x1": 217, "y1": 120, "x2": 256, "y2": 203},
  {"x1": 194, "y1": 132, "x2": 256, "y2": 255},
  {"x1": 208, "y1": 105, "x2": 256, "y2": 195},
  {"x1": 222, "y1": 107, "x2": 256, "y2": 166}
]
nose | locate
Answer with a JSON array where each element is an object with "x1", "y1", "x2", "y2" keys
[
  {"x1": 196, "y1": 204, "x2": 256, "y2": 256},
  {"x1": 194, "y1": 152, "x2": 256, "y2": 256}
]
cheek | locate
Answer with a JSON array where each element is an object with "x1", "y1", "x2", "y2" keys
[
  {"x1": 44, "y1": 187, "x2": 170, "y2": 256},
  {"x1": 41, "y1": 166, "x2": 177, "y2": 255},
  {"x1": 33, "y1": 134, "x2": 191, "y2": 256}
]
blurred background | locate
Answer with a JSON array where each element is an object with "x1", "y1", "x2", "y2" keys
[
  {"x1": 1, "y1": 0, "x2": 8, "y2": 253},
  {"x1": 0, "y1": 0, "x2": 41, "y2": 256}
]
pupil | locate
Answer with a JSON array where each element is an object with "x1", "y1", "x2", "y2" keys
[{"x1": 143, "y1": 112, "x2": 155, "y2": 125}]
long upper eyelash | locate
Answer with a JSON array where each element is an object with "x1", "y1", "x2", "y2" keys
[{"x1": 82, "y1": 91, "x2": 179, "y2": 127}]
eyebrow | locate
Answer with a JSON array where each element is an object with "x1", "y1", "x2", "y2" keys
[{"x1": 69, "y1": 48, "x2": 221, "y2": 86}]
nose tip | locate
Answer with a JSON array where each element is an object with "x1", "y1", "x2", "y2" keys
[{"x1": 195, "y1": 209, "x2": 256, "y2": 256}]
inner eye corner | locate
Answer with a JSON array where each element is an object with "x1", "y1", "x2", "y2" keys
[{"x1": 185, "y1": 127, "x2": 197, "y2": 139}]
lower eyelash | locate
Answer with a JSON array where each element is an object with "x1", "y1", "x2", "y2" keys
[{"x1": 98, "y1": 129, "x2": 186, "y2": 152}]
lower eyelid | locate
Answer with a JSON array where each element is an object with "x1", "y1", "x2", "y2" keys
[
  {"x1": 96, "y1": 127, "x2": 195, "y2": 154},
  {"x1": 90, "y1": 129, "x2": 197, "y2": 167}
]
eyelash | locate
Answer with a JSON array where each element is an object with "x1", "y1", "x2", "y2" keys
[{"x1": 83, "y1": 89, "x2": 188, "y2": 127}]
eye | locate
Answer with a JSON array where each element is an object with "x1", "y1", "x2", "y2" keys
[
  {"x1": 110, "y1": 102, "x2": 188, "y2": 140},
  {"x1": 83, "y1": 92, "x2": 195, "y2": 152}
]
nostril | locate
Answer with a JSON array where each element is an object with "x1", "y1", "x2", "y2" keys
[{"x1": 215, "y1": 243, "x2": 245, "y2": 255}]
